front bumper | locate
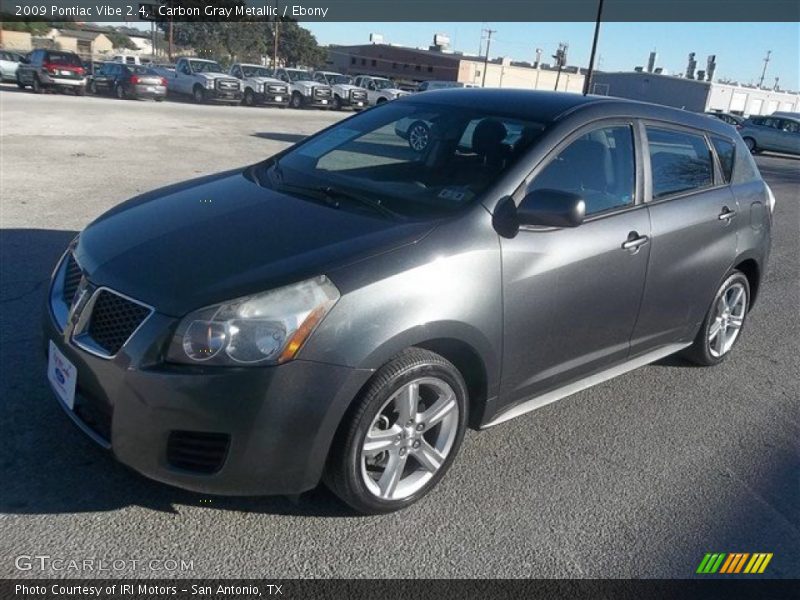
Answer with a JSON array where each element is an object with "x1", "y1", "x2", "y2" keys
[
  {"x1": 256, "y1": 92, "x2": 290, "y2": 106},
  {"x1": 207, "y1": 88, "x2": 243, "y2": 103},
  {"x1": 43, "y1": 285, "x2": 372, "y2": 496}
]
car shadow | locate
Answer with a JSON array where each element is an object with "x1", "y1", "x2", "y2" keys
[
  {"x1": 0, "y1": 228, "x2": 356, "y2": 518},
  {"x1": 252, "y1": 132, "x2": 308, "y2": 144}
]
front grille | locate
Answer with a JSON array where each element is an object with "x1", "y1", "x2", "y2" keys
[
  {"x1": 85, "y1": 290, "x2": 151, "y2": 355},
  {"x1": 267, "y1": 84, "x2": 286, "y2": 94},
  {"x1": 313, "y1": 86, "x2": 331, "y2": 98},
  {"x1": 62, "y1": 253, "x2": 82, "y2": 305},
  {"x1": 216, "y1": 78, "x2": 239, "y2": 91},
  {"x1": 350, "y1": 89, "x2": 367, "y2": 101},
  {"x1": 167, "y1": 431, "x2": 230, "y2": 474}
]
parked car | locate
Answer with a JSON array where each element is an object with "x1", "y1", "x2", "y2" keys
[
  {"x1": 89, "y1": 63, "x2": 167, "y2": 101},
  {"x1": 705, "y1": 112, "x2": 745, "y2": 128},
  {"x1": 417, "y1": 80, "x2": 479, "y2": 92},
  {"x1": 229, "y1": 63, "x2": 289, "y2": 107},
  {"x1": 155, "y1": 57, "x2": 242, "y2": 104},
  {"x1": 312, "y1": 71, "x2": 368, "y2": 110},
  {"x1": 110, "y1": 54, "x2": 141, "y2": 66},
  {"x1": 352, "y1": 75, "x2": 409, "y2": 105},
  {"x1": 738, "y1": 115, "x2": 800, "y2": 155},
  {"x1": 44, "y1": 89, "x2": 772, "y2": 514},
  {"x1": 16, "y1": 49, "x2": 86, "y2": 95},
  {"x1": 0, "y1": 50, "x2": 24, "y2": 82},
  {"x1": 273, "y1": 68, "x2": 332, "y2": 109}
]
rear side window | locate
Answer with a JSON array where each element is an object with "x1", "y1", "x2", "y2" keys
[
  {"x1": 529, "y1": 125, "x2": 636, "y2": 216},
  {"x1": 711, "y1": 137, "x2": 735, "y2": 183},
  {"x1": 646, "y1": 127, "x2": 713, "y2": 198}
]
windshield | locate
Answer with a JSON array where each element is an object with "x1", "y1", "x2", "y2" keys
[
  {"x1": 328, "y1": 74, "x2": 352, "y2": 85},
  {"x1": 262, "y1": 101, "x2": 546, "y2": 218},
  {"x1": 286, "y1": 70, "x2": 313, "y2": 82},
  {"x1": 190, "y1": 60, "x2": 223, "y2": 73},
  {"x1": 373, "y1": 78, "x2": 394, "y2": 90},
  {"x1": 242, "y1": 66, "x2": 272, "y2": 78}
]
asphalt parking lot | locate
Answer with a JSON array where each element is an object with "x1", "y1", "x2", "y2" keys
[{"x1": 0, "y1": 85, "x2": 798, "y2": 579}]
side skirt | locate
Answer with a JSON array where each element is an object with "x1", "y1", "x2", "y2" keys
[{"x1": 481, "y1": 343, "x2": 691, "y2": 429}]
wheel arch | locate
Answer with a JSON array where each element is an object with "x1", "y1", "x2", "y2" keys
[{"x1": 733, "y1": 256, "x2": 761, "y2": 309}]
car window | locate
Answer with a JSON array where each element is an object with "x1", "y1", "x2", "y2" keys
[
  {"x1": 528, "y1": 125, "x2": 636, "y2": 216},
  {"x1": 781, "y1": 120, "x2": 800, "y2": 133},
  {"x1": 271, "y1": 102, "x2": 546, "y2": 218},
  {"x1": 711, "y1": 137, "x2": 735, "y2": 183},
  {"x1": 646, "y1": 127, "x2": 714, "y2": 199}
]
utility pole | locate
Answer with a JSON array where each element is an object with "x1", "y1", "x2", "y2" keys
[
  {"x1": 582, "y1": 0, "x2": 605, "y2": 95},
  {"x1": 758, "y1": 50, "x2": 771, "y2": 88},
  {"x1": 481, "y1": 28, "x2": 496, "y2": 88},
  {"x1": 553, "y1": 42, "x2": 568, "y2": 91},
  {"x1": 273, "y1": 1, "x2": 280, "y2": 69}
]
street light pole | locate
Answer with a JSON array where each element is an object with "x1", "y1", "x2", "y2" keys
[
  {"x1": 583, "y1": 0, "x2": 605, "y2": 95},
  {"x1": 273, "y1": 1, "x2": 280, "y2": 69},
  {"x1": 758, "y1": 50, "x2": 771, "y2": 89}
]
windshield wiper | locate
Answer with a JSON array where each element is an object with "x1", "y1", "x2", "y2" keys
[{"x1": 317, "y1": 185, "x2": 400, "y2": 219}]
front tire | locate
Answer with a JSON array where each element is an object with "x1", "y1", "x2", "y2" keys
[
  {"x1": 290, "y1": 92, "x2": 303, "y2": 109},
  {"x1": 683, "y1": 271, "x2": 750, "y2": 366},
  {"x1": 16, "y1": 74, "x2": 25, "y2": 89},
  {"x1": 743, "y1": 137, "x2": 758, "y2": 154},
  {"x1": 31, "y1": 74, "x2": 42, "y2": 94},
  {"x1": 193, "y1": 85, "x2": 205, "y2": 104},
  {"x1": 332, "y1": 95, "x2": 342, "y2": 110},
  {"x1": 325, "y1": 348, "x2": 468, "y2": 514},
  {"x1": 115, "y1": 83, "x2": 125, "y2": 99},
  {"x1": 243, "y1": 89, "x2": 255, "y2": 106}
]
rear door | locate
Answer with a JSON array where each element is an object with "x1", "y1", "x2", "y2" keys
[
  {"x1": 775, "y1": 119, "x2": 800, "y2": 154},
  {"x1": 630, "y1": 123, "x2": 739, "y2": 354},
  {"x1": 499, "y1": 120, "x2": 651, "y2": 407}
]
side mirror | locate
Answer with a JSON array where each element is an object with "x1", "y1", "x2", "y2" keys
[{"x1": 517, "y1": 189, "x2": 585, "y2": 228}]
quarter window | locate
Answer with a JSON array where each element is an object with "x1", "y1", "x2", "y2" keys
[
  {"x1": 528, "y1": 125, "x2": 636, "y2": 216},
  {"x1": 646, "y1": 127, "x2": 713, "y2": 198},
  {"x1": 711, "y1": 137, "x2": 735, "y2": 183}
]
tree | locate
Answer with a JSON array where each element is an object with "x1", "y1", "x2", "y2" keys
[
  {"x1": 106, "y1": 31, "x2": 138, "y2": 51},
  {"x1": 277, "y1": 20, "x2": 326, "y2": 68}
]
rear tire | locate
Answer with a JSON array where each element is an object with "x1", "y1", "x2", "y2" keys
[
  {"x1": 16, "y1": 75, "x2": 25, "y2": 90},
  {"x1": 325, "y1": 348, "x2": 468, "y2": 514},
  {"x1": 115, "y1": 84, "x2": 125, "y2": 99},
  {"x1": 682, "y1": 271, "x2": 750, "y2": 366},
  {"x1": 75, "y1": 86, "x2": 86, "y2": 96}
]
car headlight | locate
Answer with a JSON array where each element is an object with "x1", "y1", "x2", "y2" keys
[
  {"x1": 303, "y1": 87, "x2": 312, "y2": 95},
  {"x1": 167, "y1": 276, "x2": 339, "y2": 366},
  {"x1": 205, "y1": 79, "x2": 215, "y2": 89}
]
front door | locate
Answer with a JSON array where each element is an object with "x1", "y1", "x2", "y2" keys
[{"x1": 499, "y1": 122, "x2": 651, "y2": 409}]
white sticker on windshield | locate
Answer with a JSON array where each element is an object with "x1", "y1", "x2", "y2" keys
[{"x1": 297, "y1": 128, "x2": 362, "y2": 158}]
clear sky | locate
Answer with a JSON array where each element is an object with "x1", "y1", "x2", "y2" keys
[{"x1": 305, "y1": 22, "x2": 800, "y2": 91}]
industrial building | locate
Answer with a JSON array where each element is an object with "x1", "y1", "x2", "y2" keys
[
  {"x1": 325, "y1": 39, "x2": 586, "y2": 92},
  {"x1": 591, "y1": 52, "x2": 799, "y2": 116}
]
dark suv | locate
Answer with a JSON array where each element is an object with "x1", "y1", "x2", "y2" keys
[
  {"x1": 16, "y1": 49, "x2": 86, "y2": 95},
  {"x1": 44, "y1": 90, "x2": 773, "y2": 514}
]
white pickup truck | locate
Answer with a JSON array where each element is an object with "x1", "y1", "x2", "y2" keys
[
  {"x1": 157, "y1": 57, "x2": 242, "y2": 104},
  {"x1": 273, "y1": 68, "x2": 333, "y2": 109},
  {"x1": 312, "y1": 71, "x2": 368, "y2": 110},
  {"x1": 352, "y1": 75, "x2": 409, "y2": 106},
  {"x1": 229, "y1": 63, "x2": 289, "y2": 107}
]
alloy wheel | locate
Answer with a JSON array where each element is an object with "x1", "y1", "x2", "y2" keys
[
  {"x1": 408, "y1": 123, "x2": 430, "y2": 152},
  {"x1": 360, "y1": 377, "x2": 459, "y2": 501},
  {"x1": 708, "y1": 281, "x2": 747, "y2": 358}
]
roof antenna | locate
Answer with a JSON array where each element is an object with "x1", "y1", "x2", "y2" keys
[{"x1": 583, "y1": 0, "x2": 605, "y2": 96}]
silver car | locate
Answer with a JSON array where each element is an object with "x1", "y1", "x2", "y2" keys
[
  {"x1": 738, "y1": 115, "x2": 800, "y2": 155},
  {"x1": 0, "y1": 50, "x2": 23, "y2": 82}
]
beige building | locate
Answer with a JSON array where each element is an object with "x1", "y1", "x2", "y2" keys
[
  {"x1": 326, "y1": 43, "x2": 585, "y2": 92},
  {"x1": 0, "y1": 30, "x2": 33, "y2": 51},
  {"x1": 44, "y1": 29, "x2": 114, "y2": 57}
]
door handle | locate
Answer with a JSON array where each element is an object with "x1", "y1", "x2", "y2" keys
[
  {"x1": 718, "y1": 206, "x2": 737, "y2": 222},
  {"x1": 621, "y1": 232, "x2": 649, "y2": 252}
]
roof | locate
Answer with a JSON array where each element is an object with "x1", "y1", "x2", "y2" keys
[
  {"x1": 57, "y1": 30, "x2": 104, "y2": 41},
  {"x1": 397, "y1": 88, "x2": 737, "y2": 136},
  {"x1": 399, "y1": 88, "x2": 600, "y2": 121}
]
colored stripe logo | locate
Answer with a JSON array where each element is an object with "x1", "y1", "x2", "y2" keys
[{"x1": 696, "y1": 552, "x2": 772, "y2": 574}]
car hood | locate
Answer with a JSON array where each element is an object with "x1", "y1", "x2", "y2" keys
[
  {"x1": 292, "y1": 80, "x2": 318, "y2": 90},
  {"x1": 334, "y1": 84, "x2": 363, "y2": 92},
  {"x1": 250, "y1": 76, "x2": 285, "y2": 85},
  {"x1": 75, "y1": 169, "x2": 436, "y2": 316},
  {"x1": 198, "y1": 72, "x2": 235, "y2": 81}
]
